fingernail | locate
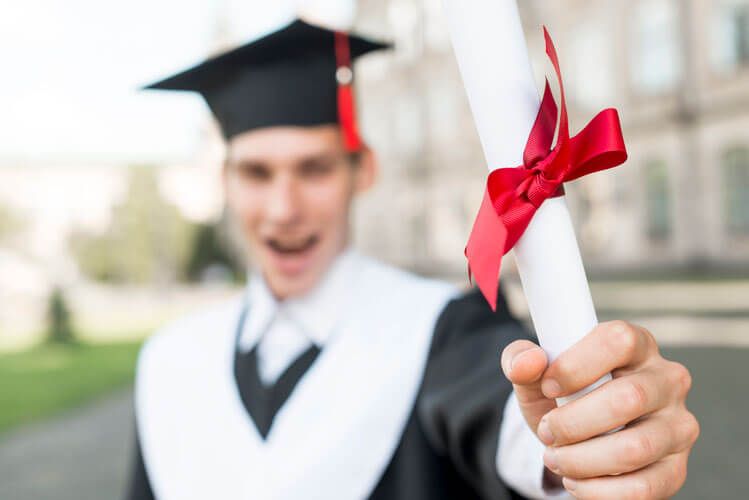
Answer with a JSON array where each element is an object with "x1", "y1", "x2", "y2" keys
[
  {"x1": 543, "y1": 448, "x2": 559, "y2": 473},
  {"x1": 501, "y1": 352, "x2": 512, "y2": 375},
  {"x1": 541, "y1": 378, "x2": 561, "y2": 398},
  {"x1": 537, "y1": 417, "x2": 554, "y2": 445},
  {"x1": 510, "y1": 346, "x2": 541, "y2": 371},
  {"x1": 563, "y1": 477, "x2": 577, "y2": 491}
]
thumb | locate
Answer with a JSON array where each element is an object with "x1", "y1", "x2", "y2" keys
[{"x1": 500, "y1": 340, "x2": 556, "y2": 433}]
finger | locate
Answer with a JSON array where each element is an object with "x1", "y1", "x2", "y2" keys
[
  {"x1": 545, "y1": 414, "x2": 685, "y2": 479},
  {"x1": 500, "y1": 340, "x2": 547, "y2": 386},
  {"x1": 538, "y1": 367, "x2": 670, "y2": 446},
  {"x1": 562, "y1": 453, "x2": 688, "y2": 500},
  {"x1": 501, "y1": 341, "x2": 554, "y2": 431},
  {"x1": 540, "y1": 321, "x2": 657, "y2": 399}
]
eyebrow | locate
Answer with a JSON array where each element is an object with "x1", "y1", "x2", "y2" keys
[
  {"x1": 228, "y1": 151, "x2": 342, "y2": 168},
  {"x1": 297, "y1": 152, "x2": 342, "y2": 165},
  {"x1": 227, "y1": 158, "x2": 267, "y2": 169}
]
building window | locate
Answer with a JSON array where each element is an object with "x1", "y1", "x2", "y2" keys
[
  {"x1": 644, "y1": 159, "x2": 671, "y2": 241},
  {"x1": 630, "y1": 0, "x2": 682, "y2": 94},
  {"x1": 570, "y1": 19, "x2": 614, "y2": 109},
  {"x1": 711, "y1": 0, "x2": 749, "y2": 73},
  {"x1": 722, "y1": 147, "x2": 749, "y2": 236},
  {"x1": 388, "y1": 0, "x2": 423, "y2": 62}
]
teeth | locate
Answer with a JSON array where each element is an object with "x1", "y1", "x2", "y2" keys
[{"x1": 268, "y1": 236, "x2": 316, "y2": 253}]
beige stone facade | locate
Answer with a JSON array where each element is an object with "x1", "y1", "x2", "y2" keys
[{"x1": 352, "y1": 0, "x2": 749, "y2": 279}]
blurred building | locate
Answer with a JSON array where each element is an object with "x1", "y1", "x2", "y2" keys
[
  {"x1": 353, "y1": 0, "x2": 749, "y2": 279},
  {"x1": 3, "y1": 0, "x2": 748, "y2": 347}
]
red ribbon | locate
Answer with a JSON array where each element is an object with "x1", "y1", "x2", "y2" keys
[
  {"x1": 465, "y1": 27, "x2": 628, "y2": 311},
  {"x1": 334, "y1": 31, "x2": 363, "y2": 152}
]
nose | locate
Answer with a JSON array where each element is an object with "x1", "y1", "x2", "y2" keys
[{"x1": 266, "y1": 175, "x2": 302, "y2": 226}]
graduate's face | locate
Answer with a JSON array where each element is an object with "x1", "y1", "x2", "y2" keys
[{"x1": 224, "y1": 125, "x2": 377, "y2": 300}]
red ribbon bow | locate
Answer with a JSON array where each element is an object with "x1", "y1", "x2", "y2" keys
[{"x1": 465, "y1": 27, "x2": 628, "y2": 311}]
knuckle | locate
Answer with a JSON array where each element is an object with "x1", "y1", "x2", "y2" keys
[
  {"x1": 554, "y1": 452, "x2": 581, "y2": 478},
  {"x1": 548, "y1": 412, "x2": 578, "y2": 444},
  {"x1": 607, "y1": 319, "x2": 630, "y2": 335},
  {"x1": 683, "y1": 412, "x2": 701, "y2": 447},
  {"x1": 626, "y1": 477, "x2": 653, "y2": 500},
  {"x1": 639, "y1": 326, "x2": 658, "y2": 350},
  {"x1": 671, "y1": 362, "x2": 693, "y2": 398},
  {"x1": 622, "y1": 433, "x2": 655, "y2": 469},
  {"x1": 673, "y1": 456, "x2": 688, "y2": 489},
  {"x1": 613, "y1": 380, "x2": 649, "y2": 420},
  {"x1": 663, "y1": 456, "x2": 689, "y2": 498},
  {"x1": 553, "y1": 355, "x2": 575, "y2": 383},
  {"x1": 605, "y1": 321, "x2": 639, "y2": 359}
]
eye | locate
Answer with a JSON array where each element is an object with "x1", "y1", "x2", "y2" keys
[
  {"x1": 299, "y1": 159, "x2": 336, "y2": 178},
  {"x1": 234, "y1": 162, "x2": 272, "y2": 182}
]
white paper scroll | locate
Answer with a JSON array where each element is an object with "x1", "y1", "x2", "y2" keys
[{"x1": 442, "y1": 0, "x2": 610, "y2": 405}]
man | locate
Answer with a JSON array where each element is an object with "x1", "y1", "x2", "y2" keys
[{"x1": 128, "y1": 19, "x2": 698, "y2": 499}]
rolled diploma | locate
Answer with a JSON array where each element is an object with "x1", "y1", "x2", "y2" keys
[{"x1": 442, "y1": 0, "x2": 610, "y2": 406}]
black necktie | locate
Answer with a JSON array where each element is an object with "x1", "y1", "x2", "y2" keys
[{"x1": 233, "y1": 307, "x2": 321, "y2": 438}]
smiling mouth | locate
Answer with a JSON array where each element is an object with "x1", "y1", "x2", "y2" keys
[{"x1": 266, "y1": 235, "x2": 319, "y2": 255}]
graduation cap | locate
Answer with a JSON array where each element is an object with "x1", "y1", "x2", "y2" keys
[{"x1": 144, "y1": 19, "x2": 391, "y2": 150}]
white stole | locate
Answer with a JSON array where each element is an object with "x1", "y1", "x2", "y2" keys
[{"x1": 136, "y1": 257, "x2": 457, "y2": 499}]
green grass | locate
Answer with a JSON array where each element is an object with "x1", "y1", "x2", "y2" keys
[{"x1": 0, "y1": 340, "x2": 142, "y2": 434}]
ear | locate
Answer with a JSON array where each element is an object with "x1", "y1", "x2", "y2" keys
[
  {"x1": 221, "y1": 156, "x2": 230, "y2": 195},
  {"x1": 221, "y1": 147, "x2": 237, "y2": 208},
  {"x1": 354, "y1": 144, "x2": 378, "y2": 194}
]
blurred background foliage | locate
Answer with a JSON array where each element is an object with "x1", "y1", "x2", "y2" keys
[
  {"x1": 0, "y1": 204, "x2": 23, "y2": 244},
  {"x1": 69, "y1": 166, "x2": 243, "y2": 285},
  {"x1": 46, "y1": 287, "x2": 75, "y2": 345}
]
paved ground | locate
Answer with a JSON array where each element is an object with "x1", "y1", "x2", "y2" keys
[
  {"x1": 0, "y1": 346, "x2": 746, "y2": 500},
  {"x1": 0, "y1": 387, "x2": 135, "y2": 500},
  {"x1": 664, "y1": 347, "x2": 748, "y2": 500}
]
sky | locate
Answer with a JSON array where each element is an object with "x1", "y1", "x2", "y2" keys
[
  {"x1": 0, "y1": 0, "x2": 362, "y2": 266},
  {"x1": 0, "y1": 0, "x2": 312, "y2": 163}
]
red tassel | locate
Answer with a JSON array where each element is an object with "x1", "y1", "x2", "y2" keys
[
  {"x1": 337, "y1": 84, "x2": 362, "y2": 151},
  {"x1": 334, "y1": 32, "x2": 363, "y2": 152}
]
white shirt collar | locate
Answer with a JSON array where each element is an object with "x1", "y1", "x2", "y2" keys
[{"x1": 238, "y1": 248, "x2": 361, "y2": 352}]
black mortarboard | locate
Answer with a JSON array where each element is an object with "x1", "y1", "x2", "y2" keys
[{"x1": 143, "y1": 19, "x2": 390, "y2": 147}]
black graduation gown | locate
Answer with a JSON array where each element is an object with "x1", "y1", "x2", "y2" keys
[{"x1": 126, "y1": 288, "x2": 532, "y2": 500}]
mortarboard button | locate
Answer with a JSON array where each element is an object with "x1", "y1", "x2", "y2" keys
[{"x1": 336, "y1": 66, "x2": 353, "y2": 86}]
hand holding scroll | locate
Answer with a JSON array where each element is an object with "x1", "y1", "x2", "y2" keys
[{"x1": 500, "y1": 321, "x2": 699, "y2": 499}]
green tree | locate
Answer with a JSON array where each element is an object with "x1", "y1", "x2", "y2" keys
[
  {"x1": 70, "y1": 165, "x2": 197, "y2": 284},
  {"x1": 47, "y1": 287, "x2": 75, "y2": 344},
  {"x1": 0, "y1": 203, "x2": 22, "y2": 243},
  {"x1": 185, "y1": 220, "x2": 244, "y2": 283}
]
